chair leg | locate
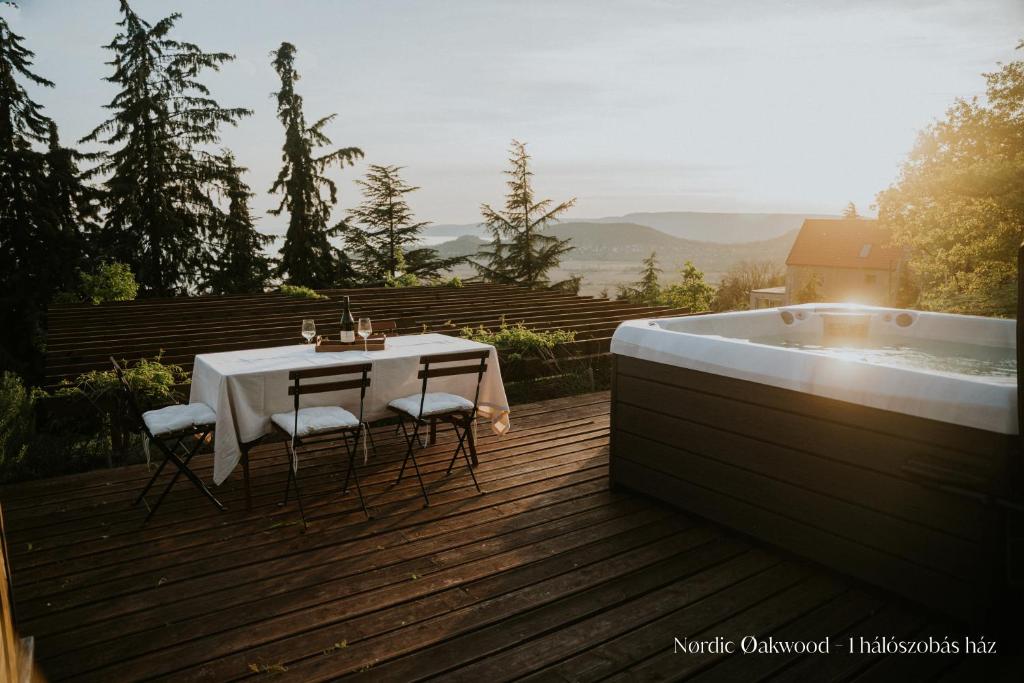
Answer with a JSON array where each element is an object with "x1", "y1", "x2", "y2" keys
[
  {"x1": 346, "y1": 428, "x2": 370, "y2": 519},
  {"x1": 175, "y1": 432, "x2": 224, "y2": 511},
  {"x1": 446, "y1": 423, "x2": 469, "y2": 476},
  {"x1": 140, "y1": 432, "x2": 223, "y2": 524},
  {"x1": 396, "y1": 420, "x2": 430, "y2": 506},
  {"x1": 133, "y1": 440, "x2": 177, "y2": 508},
  {"x1": 144, "y1": 463, "x2": 186, "y2": 524},
  {"x1": 445, "y1": 420, "x2": 481, "y2": 493},
  {"x1": 280, "y1": 441, "x2": 307, "y2": 529},
  {"x1": 291, "y1": 463, "x2": 308, "y2": 531},
  {"x1": 461, "y1": 436, "x2": 482, "y2": 493},
  {"x1": 466, "y1": 419, "x2": 479, "y2": 466},
  {"x1": 364, "y1": 423, "x2": 379, "y2": 459}
]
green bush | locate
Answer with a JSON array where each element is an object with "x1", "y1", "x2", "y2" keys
[
  {"x1": 445, "y1": 276, "x2": 464, "y2": 288},
  {"x1": 57, "y1": 354, "x2": 187, "y2": 412},
  {"x1": 460, "y1": 320, "x2": 575, "y2": 363},
  {"x1": 279, "y1": 284, "x2": 326, "y2": 300},
  {"x1": 81, "y1": 261, "x2": 139, "y2": 305},
  {"x1": 0, "y1": 372, "x2": 38, "y2": 479},
  {"x1": 385, "y1": 273, "x2": 419, "y2": 288}
]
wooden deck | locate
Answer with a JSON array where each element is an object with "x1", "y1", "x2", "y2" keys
[{"x1": 1, "y1": 393, "x2": 1019, "y2": 681}]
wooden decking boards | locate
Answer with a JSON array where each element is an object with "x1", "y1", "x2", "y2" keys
[{"x1": 1, "y1": 392, "x2": 1020, "y2": 681}]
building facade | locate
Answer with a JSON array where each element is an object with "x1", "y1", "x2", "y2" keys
[{"x1": 783, "y1": 218, "x2": 902, "y2": 306}]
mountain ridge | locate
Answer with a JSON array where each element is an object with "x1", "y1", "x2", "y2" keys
[{"x1": 424, "y1": 210, "x2": 834, "y2": 244}]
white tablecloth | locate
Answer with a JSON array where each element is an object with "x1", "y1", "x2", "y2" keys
[{"x1": 189, "y1": 334, "x2": 510, "y2": 485}]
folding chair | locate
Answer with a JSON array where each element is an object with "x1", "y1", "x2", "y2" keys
[
  {"x1": 270, "y1": 362, "x2": 372, "y2": 527},
  {"x1": 110, "y1": 357, "x2": 224, "y2": 524},
  {"x1": 387, "y1": 349, "x2": 489, "y2": 506}
]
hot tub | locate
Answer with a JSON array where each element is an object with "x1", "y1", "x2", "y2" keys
[{"x1": 609, "y1": 304, "x2": 1022, "y2": 623}]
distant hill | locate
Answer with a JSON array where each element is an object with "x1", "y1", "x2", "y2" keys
[
  {"x1": 423, "y1": 211, "x2": 834, "y2": 244},
  {"x1": 585, "y1": 211, "x2": 834, "y2": 243},
  {"x1": 434, "y1": 234, "x2": 486, "y2": 259},
  {"x1": 431, "y1": 221, "x2": 799, "y2": 274}
]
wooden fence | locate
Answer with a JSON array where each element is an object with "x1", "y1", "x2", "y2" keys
[{"x1": 45, "y1": 283, "x2": 687, "y2": 388}]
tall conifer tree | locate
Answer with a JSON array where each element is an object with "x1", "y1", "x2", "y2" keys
[
  {"x1": 43, "y1": 122, "x2": 100, "y2": 296},
  {"x1": 269, "y1": 42, "x2": 362, "y2": 288},
  {"x1": 83, "y1": 1, "x2": 250, "y2": 296},
  {"x1": 206, "y1": 153, "x2": 274, "y2": 294},
  {"x1": 0, "y1": 16, "x2": 84, "y2": 375},
  {"x1": 345, "y1": 164, "x2": 462, "y2": 282},
  {"x1": 474, "y1": 140, "x2": 576, "y2": 289}
]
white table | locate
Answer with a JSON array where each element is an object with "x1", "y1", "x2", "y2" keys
[{"x1": 189, "y1": 334, "x2": 511, "y2": 490}]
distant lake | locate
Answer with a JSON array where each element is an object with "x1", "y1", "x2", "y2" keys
[{"x1": 266, "y1": 234, "x2": 459, "y2": 247}]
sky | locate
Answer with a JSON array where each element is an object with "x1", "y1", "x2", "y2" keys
[{"x1": 5, "y1": 0, "x2": 1023, "y2": 231}]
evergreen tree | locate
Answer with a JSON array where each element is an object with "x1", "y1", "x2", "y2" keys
[
  {"x1": 346, "y1": 164, "x2": 462, "y2": 282},
  {"x1": 206, "y1": 153, "x2": 274, "y2": 294},
  {"x1": 843, "y1": 201, "x2": 860, "y2": 219},
  {"x1": 0, "y1": 16, "x2": 68, "y2": 375},
  {"x1": 474, "y1": 140, "x2": 576, "y2": 289},
  {"x1": 43, "y1": 122, "x2": 100, "y2": 296},
  {"x1": 83, "y1": 0, "x2": 250, "y2": 296},
  {"x1": 270, "y1": 42, "x2": 362, "y2": 288},
  {"x1": 616, "y1": 252, "x2": 661, "y2": 304}
]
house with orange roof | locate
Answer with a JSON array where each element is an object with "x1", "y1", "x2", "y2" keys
[{"x1": 774, "y1": 218, "x2": 904, "y2": 306}]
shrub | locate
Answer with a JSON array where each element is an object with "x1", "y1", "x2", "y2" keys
[
  {"x1": 56, "y1": 354, "x2": 189, "y2": 464},
  {"x1": 385, "y1": 273, "x2": 419, "y2": 288},
  {"x1": 0, "y1": 372, "x2": 38, "y2": 479},
  {"x1": 279, "y1": 284, "x2": 326, "y2": 300},
  {"x1": 460, "y1": 320, "x2": 575, "y2": 363},
  {"x1": 57, "y1": 354, "x2": 187, "y2": 412},
  {"x1": 445, "y1": 276, "x2": 464, "y2": 288},
  {"x1": 81, "y1": 261, "x2": 139, "y2": 304}
]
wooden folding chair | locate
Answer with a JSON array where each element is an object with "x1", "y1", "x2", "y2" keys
[
  {"x1": 387, "y1": 349, "x2": 489, "y2": 506},
  {"x1": 110, "y1": 358, "x2": 224, "y2": 524},
  {"x1": 270, "y1": 362, "x2": 373, "y2": 527}
]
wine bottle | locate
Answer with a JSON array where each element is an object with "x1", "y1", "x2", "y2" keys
[{"x1": 340, "y1": 296, "x2": 355, "y2": 343}]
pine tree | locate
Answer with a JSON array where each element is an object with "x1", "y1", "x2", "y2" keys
[
  {"x1": 82, "y1": 0, "x2": 250, "y2": 296},
  {"x1": 42, "y1": 122, "x2": 101, "y2": 296},
  {"x1": 346, "y1": 164, "x2": 463, "y2": 282},
  {"x1": 270, "y1": 42, "x2": 362, "y2": 289},
  {"x1": 0, "y1": 16, "x2": 70, "y2": 375},
  {"x1": 206, "y1": 153, "x2": 274, "y2": 294},
  {"x1": 474, "y1": 140, "x2": 576, "y2": 289},
  {"x1": 616, "y1": 252, "x2": 661, "y2": 304},
  {"x1": 843, "y1": 202, "x2": 860, "y2": 219}
]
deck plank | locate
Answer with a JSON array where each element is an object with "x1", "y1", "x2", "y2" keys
[{"x1": 1, "y1": 392, "x2": 1017, "y2": 681}]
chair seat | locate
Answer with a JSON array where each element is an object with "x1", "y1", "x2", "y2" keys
[
  {"x1": 389, "y1": 392, "x2": 474, "y2": 419},
  {"x1": 271, "y1": 406, "x2": 360, "y2": 437},
  {"x1": 143, "y1": 402, "x2": 217, "y2": 437}
]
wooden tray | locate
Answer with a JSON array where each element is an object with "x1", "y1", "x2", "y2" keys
[{"x1": 315, "y1": 335, "x2": 388, "y2": 352}]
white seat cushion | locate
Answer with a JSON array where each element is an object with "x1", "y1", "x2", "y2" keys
[
  {"x1": 143, "y1": 402, "x2": 217, "y2": 437},
  {"x1": 388, "y1": 392, "x2": 474, "y2": 418},
  {"x1": 271, "y1": 406, "x2": 359, "y2": 437}
]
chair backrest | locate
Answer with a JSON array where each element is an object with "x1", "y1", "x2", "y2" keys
[
  {"x1": 288, "y1": 362, "x2": 372, "y2": 424},
  {"x1": 415, "y1": 349, "x2": 489, "y2": 418},
  {"x1": 110, "y1": 357, "x2": 149, "y2": 438}
]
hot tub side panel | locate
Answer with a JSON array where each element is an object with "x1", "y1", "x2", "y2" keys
[{"x1": 609, "y1": 354, "x2": 1020, "y2": 623}]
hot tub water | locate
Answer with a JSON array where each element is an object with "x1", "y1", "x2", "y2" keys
[{"x1": 743, "y1": 334, "x2": 1017, "y2": 382}]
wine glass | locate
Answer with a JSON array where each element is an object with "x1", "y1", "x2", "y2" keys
[
  {"x1": 358, "y1": 317, "x2": 372, "y2": 351},
  {"x1": 301, "y1": 318, "x2": 316, "y2": 344}
]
